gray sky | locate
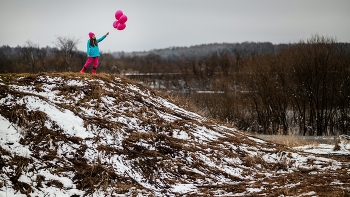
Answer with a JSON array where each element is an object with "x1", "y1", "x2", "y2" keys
[{"x1": 1, "y1": 0, "x2": 349, "y2": 53}]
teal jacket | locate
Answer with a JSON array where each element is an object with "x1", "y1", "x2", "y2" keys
[{"x1": 86, "y1": 35, "x2": 106, "y2": 57}]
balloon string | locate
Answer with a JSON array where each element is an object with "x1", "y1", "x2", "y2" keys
[{"x1": 109, "y1": 28, "x2": 116, "y2": 33}]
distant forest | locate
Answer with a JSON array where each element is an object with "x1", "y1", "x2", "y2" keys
[{"x1": 1, "y1": 35, "x2": 350, "y2": 136}]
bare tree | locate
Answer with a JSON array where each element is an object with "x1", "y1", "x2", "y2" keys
[
  {"x1": 21, "y1": 41, "x2": 40, "y2": 73},
  {"x1": 54, "y1": 36, "x2": 80, "y2": 71},
  {"x1": 287, "y1": 35, "x2": 347, "y2": 136}
]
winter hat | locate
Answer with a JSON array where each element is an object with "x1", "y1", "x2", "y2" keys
[{"x1": 88, "y1": 32, "x2": 95, "y2": 38}]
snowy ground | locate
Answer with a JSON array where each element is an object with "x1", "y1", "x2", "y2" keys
[
  {"x1": 0, "y1": 73, "x2": 349, "y2": 196},
  {"x1": 295, "y1": 143, "x2": 350, "y2": 155},
  {"x1": 256, "y1": 135, "x2": 350, "y2": 155}
]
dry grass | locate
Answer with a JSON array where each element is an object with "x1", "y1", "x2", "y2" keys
[
  {"x1": 46, "y1": 179, "x2": 64, "y2": 188},
  {"x1": 252, "y1": 129, "x2": 319, "y2": 148},
  {"x1": 1, "y1": 73, "x2": 350, "y2": 196},
  {"x1": 269, "y1": 134, "x2": 311, "y2": 147},
  {"x1": 333, "y1": 137, "x2": 341, "y2": 151},
  {"x1": 164, "y1": 92, "x2": 207, "y2": 117}
]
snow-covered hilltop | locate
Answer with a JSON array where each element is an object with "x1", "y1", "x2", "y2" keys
[{"x1": 0, "y1": 73, "x2": 349, "y2": 196}]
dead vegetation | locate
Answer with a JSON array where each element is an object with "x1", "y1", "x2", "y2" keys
[{"x1": 0, "y1": 73, "x2": 349, "y2": 196}]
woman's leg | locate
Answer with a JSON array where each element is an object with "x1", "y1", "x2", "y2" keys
[
  {"x1": 92, "y1": 57, "x2": 99, "y2": 74},
  {"x1": 80, "y1": 57, "x2": 94, "y2": 73}
]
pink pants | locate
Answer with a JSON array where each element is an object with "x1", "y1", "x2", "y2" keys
[{"x1": 83, "y1": 57, "x2": 99, "y2": 69}]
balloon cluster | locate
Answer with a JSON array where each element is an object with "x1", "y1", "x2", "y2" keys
[{"x1": 113, "y1": 10, "x2": 128, "y2": 30}]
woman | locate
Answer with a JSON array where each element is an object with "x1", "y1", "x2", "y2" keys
[{"x1": 80, "y1": 31, "x2": 109, "y2": 75}]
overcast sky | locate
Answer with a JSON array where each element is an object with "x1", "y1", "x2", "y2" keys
[{"x1": 1, "y1": 0, "x2": 349, "y2": 53}]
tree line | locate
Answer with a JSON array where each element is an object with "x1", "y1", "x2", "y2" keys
[
  {"x1": 0, "y1": 37, "x2": 123, "y2": 74},
  {"x1": 125, "y1": 35, "x2": 350, "y2": 136},
  {"x1": 1, "y1": 35, "x2": 349, "y2": 136},
  {"x1": 239, "y1": 36, "x2": 350, "y2": 135}
]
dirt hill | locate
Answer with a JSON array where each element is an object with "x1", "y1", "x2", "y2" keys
[{"x1": 0, "y1": 73, "x2": 349, "y2": 196}]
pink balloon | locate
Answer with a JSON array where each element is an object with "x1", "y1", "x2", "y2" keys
[
  {"x1": 113, "y1": 21, "x2": 119, "y2": 28},
  {"x1": 115, "y1": 10, "x2": 123, "y2": 20},
  {"x1": 117, "y1": 23, "x2": 126, "y2": 30},
  {"x1": 119, "y1": 15, "x2": 128, "y2": 24}
]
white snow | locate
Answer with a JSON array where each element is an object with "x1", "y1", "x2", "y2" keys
[
  {"x1": 294, "y1": 143, "x2": 350, "y2": 155},
  {"x1": 20, "y1": 96, "x2": 92, "y2": 139},
  {"x1": 1, "y1": 75, "x2": 349, "y2": 196},
  {"x1": 172, "y1": 183, "x2": 197, "y2": 194}
]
